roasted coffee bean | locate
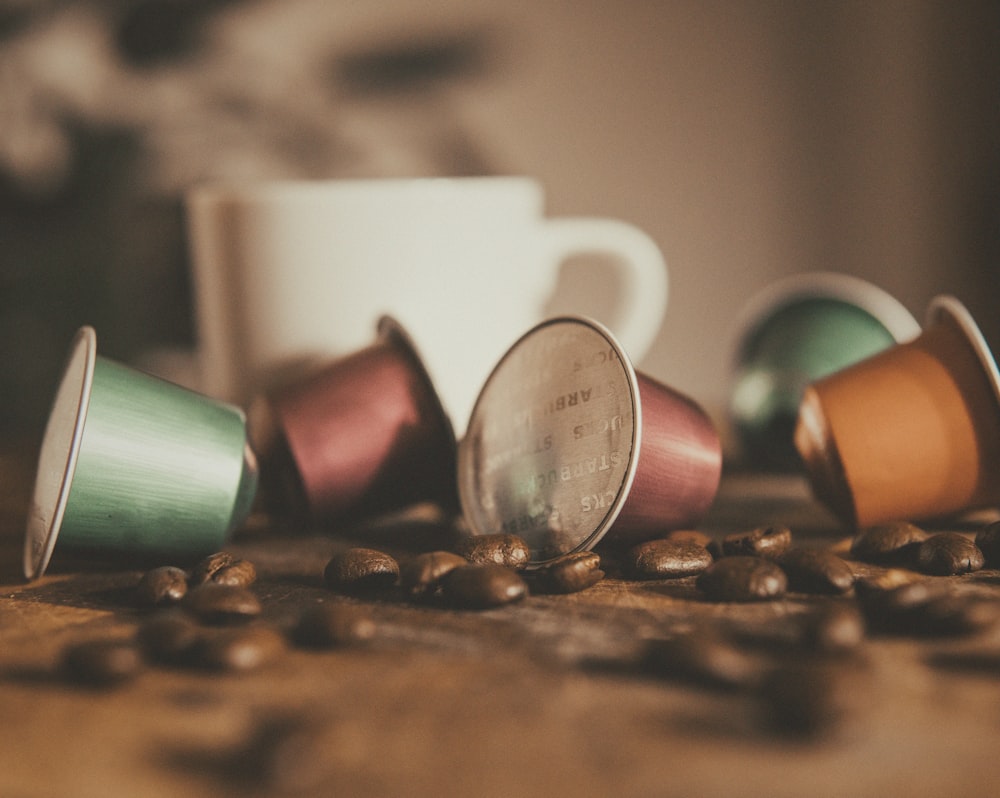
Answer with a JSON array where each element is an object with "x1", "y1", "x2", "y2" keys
[
  {"x1": 135, "y1": 565, "x2": 189, "y2": 607},
  {"x1": 136, "y1": 610, "x2": 202, "y2": 664},
  {"x1": 642, "y1": 629, "x2": 766, "y2": 691},
  {"x1": 193, "y1": 625, "x2": 286, "y2": 672},
  {"x1": 975, "y1": 521, "x2": 1000, "y2": 567},
  {"x1": 800, "y1": 603, "x2": 866, "y2": 655},
  {"x1": 758, "y1": 660, "x2": 867, "y2": 739},
  {"x1": 324, "y1": 548, "x2": 399, "y2": 594},
  {"x1": 536, "y1": 551, "x2": 604, "y2": 594},
  {"x1": 455, "y1": 533, "x2": 531, "y2": 570},
  {"x1": 399, "y1": 551, "x2": 469, "y2": 596},
  {"x1": 906, "y1": 594, "x2": 1000, "y2": 637},
  {"x1": 234, "y1": 714, "x2": 343, "y2": 793},
  {"x1": 441, "y1": 564, "x2": 528, "y2": 609},
  {"x1": 778, "y1": 548, "x2": 855, "y2": 595},
  {"x1": 190, "y1": 551, "x2": 237, "y2": 585},
  {"x1": 211, "y1": 559, "x2": 258, "y2": 588},
  {"x1": 293, "y1": 604, "x2": 377, "y2": 648},
  {"x1": 181, "y1": 583, "x2": 263, "y2": 625},
  {"x1": 665, "y1": 529, "x2": 715, "y2": 549},
  {"x1": 856, "y1": 577, "x2": 951, "y2": 634},
  {"x1": 61, "y1": 639, "x2": 143, "y2": 687},
  {"x1": 696, "y1": 556, "x2": 788, "y2": 602},
  {"x1": 626, "y1": 538, "x2": 713, "y2": 579},
  {"x1": 915, "y1": 532, "x2": 985, "y2": 576},
  {"x1": 721, "y1": 525, "x2": 792, "y2": 559},
  {"x1": 850, "y1": 522, "x2": 928, "y2": 564}
]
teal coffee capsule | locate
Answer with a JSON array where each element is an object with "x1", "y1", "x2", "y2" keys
[
  {"x1": 729, "y1": 272, "x2": 920, "y2": 471},
  {"x1": 24, "y1": 326, "x2": 258, "y2": 579}
]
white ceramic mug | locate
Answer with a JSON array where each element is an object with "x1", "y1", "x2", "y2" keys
[{"x1": 185, "y1": 176, "x2": 668, "y2": 433}]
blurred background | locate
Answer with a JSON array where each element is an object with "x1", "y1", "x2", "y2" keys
[{"x1": 1, "y1": 0, "x2": 998, "y2": 447}]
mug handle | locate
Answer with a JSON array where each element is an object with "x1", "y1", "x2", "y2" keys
[{"x1": 540, "y1": 218, "x2": 668, "y2": 362}]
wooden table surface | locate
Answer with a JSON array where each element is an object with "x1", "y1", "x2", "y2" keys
[{"x1": 2, "y1": 445, "x2": 1000, "y2": 798}]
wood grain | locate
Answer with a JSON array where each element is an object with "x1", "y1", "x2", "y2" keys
[{"x1": 2, "y1": 452, "x2": 1000, "y2": 798}]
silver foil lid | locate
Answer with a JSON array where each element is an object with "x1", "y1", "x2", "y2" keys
[{"x1": 458, "y1": 317, "x2": 641, "y2": 565}]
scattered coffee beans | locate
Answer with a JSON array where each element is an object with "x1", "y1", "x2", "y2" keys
[
  {"x1": 181, "y1": 583, "x2": 263, "y2": 625},
  {"x1": 974, "y1": 521, "x2": 1000, "y2": 567},
  {"x1": 626, "y1": 539, "x2": 713, "y2": 579},
  {"x1": 721, "y1": 526, "x2": 792, "y2": 559},
  {"x1": 696, "y1": 556, "x2": 788, "y2": 602},
  {"x1": 61, "y1": 639, "x2": 143, "y2": 687},
  {"x1": 850, "y1": 521, "x2": 928, "y2": 564},
  {"x1": 778, "y1": 548, "x2": 855, "y2": 595},
  {"x1": 324, "y1": 548, "x2": 399, "y2": 595},
  {"x1": 135, "y1": 566, "x2": 189, "y2": 607},
  {"x1": 441, "y1": 564, "x2": 528, "y2": 609},
  {"x1": 190, "y1": 551, "x2": 238, "y2": 585},
  {"x1": 399, "y1": 551, "x2": 469, "y2": 597},
  {"x1": 642, "y1": 629, "x2": 766, "y2": 691},
  {"x1": 193, "y1": 625, "x2": 286, "y2": 672},
  {"x1": 915, "y1": 532, "x2": 985, "y2": 576},
  {"x1": 535, "y1": 551, "x2": 604, "y2": 594},
  {"x1": 292, "y1": 604, "x2": 377, "y2": 648},
  {"x1": 136, "y1": 610, "x2": 203, "y2": 664},
  {"x1": 455, "y1": 533, "x2": 531, "y2": 570}
]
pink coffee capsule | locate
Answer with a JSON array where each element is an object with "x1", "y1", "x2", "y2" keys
[{"x1": 457, "y1": 316, "x2": 722, "y2": 565}]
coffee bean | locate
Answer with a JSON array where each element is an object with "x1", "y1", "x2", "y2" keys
[
  {"x1": 61, "y1": 639, "x2": 143, "y2": 687},
  {"x1": 211, "y1": 559, "x2": 258, "y2": 588},
  {"x1": 758, "y1": 661, "x2": 867, "y2": 739},
  {"x1": 441, "y1": 564, "x2": 528, "y2": 609},
  {"x1": 721, "y1": 525, "x2": 792, "y2": 559},
  {"x1": 234, "y1": 714, "x2": 343, "y2": 793},
  {"x1": 850, "y1": 522, "x2": 928, "y2": 564},
  {"x1": 915, "y1": 532, "x2": 985, "y2": 576},
  {"x1": 800, "y1": 603, "x2": 866, "y2": 655},
  {"x1": 665, "y1": 529, "x2": 715, "y2": 549},
  {"x1": 324, "y1": 548, "x2": 399, "y2": 594},
  {"x1": 906, "y1": 594, "x2": 1000, "y2": 637},
  {"x1": 642, "y1": 630, "x2": 766, "y2": 691},
  {"x1": 194, "y1": 625, "x2": 286, "y2": 672},
  {"x1": 536, "y1": 551, "x2": 604, "y2": 594},
  {"x1": 136, "y1": 610, "x2": 202, "y2": 664},
  {"x1": 181, "y1": 583, "x2": 263, "y2": 625},
  {"x1": 455, "y1": 534, "x2": 531, "y2": 570},
  {"x1": 626, "y1": 539, "x2": 713, "y2": 579},
  {"x1": 399, "y1": 551, "x2": 469, "y2": 596},
  {"x1": 856, "y1": 577, "x2": 951, "y2": 634},
  {"x1": 190, "y1": 551, "x2": 237, "y2": 585},
  {"x1": 293, "y1": 604, "x2": 377, "y2": 648},
  {"x1": 778, "y1": 548, "x2": 855, "y2": 595},
  {"x1": 975, "y1": 521, "x2": 1000, "y2": 567},
  {"x1": 135, "y1": 566, "x2": 189, "y2": 607},
  {"x1": 696, "y1": 556, "x2": 788, "y2": 602}
]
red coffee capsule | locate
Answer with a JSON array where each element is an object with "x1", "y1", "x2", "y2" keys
[
  {"x1": 261, "y1": 316, "x2": 458, "y2": 524},
  {"x1": 457, "y1": 316, "x2": 722, "y2": 566}
]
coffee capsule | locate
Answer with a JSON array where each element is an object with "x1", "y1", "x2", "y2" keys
[
  {"x1": 730, "y1": 272, "x2": 919, "y2": 470},
  {"x1": 24, "y1": 327, "x2": 258, "y2": 580},
  {"x1": 257, "y1": 316, "x2": 458, "y2": 524},
  {"x1": 795, "y1": 295, "x2": 1000, "y2": 528},
  {"x1": 457, "y1": 316, "x2": 722, "y2": 566}
]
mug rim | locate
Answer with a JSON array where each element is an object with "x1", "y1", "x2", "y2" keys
[{"x1": 187, "y1": 175, "x2": 543, "y2": 204}]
